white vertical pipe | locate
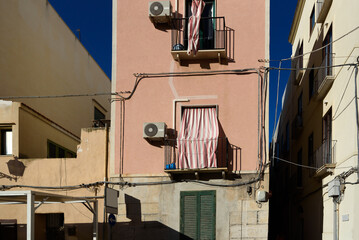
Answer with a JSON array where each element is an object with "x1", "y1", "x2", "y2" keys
[
  {"x1": 93, "y1": 200, "x2": 99, "y2": 240},
  {"x1": 27, "y1": 192, "x2": 34, "y2": 240},
  {"x1": 173, "y1": 99, "x2": 190, "y2": 130},
  {"x1": 333, "y1": 199, "x2": 338, "y2": 240}
]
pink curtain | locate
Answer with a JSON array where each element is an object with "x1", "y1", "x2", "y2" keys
[
  {"x1": 187, "y1": 0, "x2": 205, "y2": 56},
  {"x1": 178, "y1": 107, "x2": 219, "y2": 169}
]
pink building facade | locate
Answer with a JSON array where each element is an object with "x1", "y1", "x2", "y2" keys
[{"x1": 110, "y1": 0, "x2": 270, "y2": 239}]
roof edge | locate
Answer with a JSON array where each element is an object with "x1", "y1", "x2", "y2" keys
[{"x1": 288, "y1": 0, "x2": 306, "y2": 44}]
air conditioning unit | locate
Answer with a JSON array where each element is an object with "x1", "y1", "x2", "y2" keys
[
  {"x1": 143, "y1": 122, "x2": 167, "y2": 140},
  {"x1": 148, "y1": 1, "x2": 172, "y2": 23}
]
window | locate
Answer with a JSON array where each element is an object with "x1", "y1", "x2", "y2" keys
[
  {"x1": 310, "y1": 6, "x2": 315, "y2": 35},
  {"x1": 323, "y1": 26, "x2": 333, "y2": 76},
  {"x1": 309, "y1": 68, "x2": 315, "y2": 99},
  {"x1": 178, "y1": 106, "x2": 219, "y2": 169},
  {"x1": 323, "y1": 109, "x2": 332, "y2": 164},
  {"x1": 298, "y1": 92, "x2": 303, "y2": 117},
  {"x1": 308, "y1": 133, "x2": 314, "y2": 167},
  {"x1": 180, "y1": 191, "x2": 216, "y2": 240},
  {"x1": 94, "y1": 107, "x2": 105, "y2": 121},
  {"x1": 185, "y1": 0, "x2": 215, "y2": 50},
  {"x1": 0, "y1": 128, "x2": 12, "y2": 155},
  {"x1": 297, "y1": 149, "x2": 303, "y2": 187},
  {"x1": 36, "y1": 213, "x2": 65, "y2": 240},
  {"x1": 298, "y1": 42, "x2": 303, "y2": 69},
  {"x1": 286, "y1": 122, "x2": 290, "y2": 153},
  {"x1": 47, "y1": 141, "x2": 76, "y2": 158}
]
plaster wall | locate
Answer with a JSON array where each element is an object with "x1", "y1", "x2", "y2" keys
[
  {"x1": 111, "y1": 0, "x2": 269, "y2": 175},
  {"x1": 111, "y1": 173, "x2": 269, "y2": 240},
  {"x1": 0, "y1": 127, "x2": 108, "y2": 238},
  {"x1": 0, "y1": 0, "x2": 111, "y2": 137},
  {"x1": 0, "y1": 101, "x2": 80, "y2": 159}
]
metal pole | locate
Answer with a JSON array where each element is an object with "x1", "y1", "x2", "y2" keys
[
  {"x1": 333, "y1": 199, "x2": 338, "y2": 240},
  {"x1": 93, "y1": 200, "x2": 98, "y2": 240},
  {"x1": 26, "y1": 192, "x2": 34, "y2": 240},
  {"x1": 354, "y1": 63, "x2": 359, "y2": 181}
]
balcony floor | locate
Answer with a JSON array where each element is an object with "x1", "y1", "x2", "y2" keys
[{"x1": 171, "y1": 49, "x2": 226, "y2": 63}]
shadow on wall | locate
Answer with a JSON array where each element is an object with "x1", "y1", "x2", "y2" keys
[
  {"x1": 119, "y1": 194, "x2": 192, "y2": 240},
  {"x1": 1, "y1": 194, "x2": 192, "y2": 240}
]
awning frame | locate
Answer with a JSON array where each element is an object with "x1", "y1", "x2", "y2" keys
[{"x1": 0, "y1": 190, "x2": 98, "y2": 240}]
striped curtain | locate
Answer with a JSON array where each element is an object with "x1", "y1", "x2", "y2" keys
[
  {"x1": 178, "y1": 107, "x2": 219, "y2": 169},
  {"x1": 187, "y1": 0, "x2": 205, "y2": 56}
]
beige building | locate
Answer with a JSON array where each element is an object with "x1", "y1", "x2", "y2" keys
[
  {"x1": 0, "y1": 0, "x2": 112, "y2": 239},
  {"x1": 271, "y1": 0, "x2": 359, "y2": 239},
  {"x1": 0, "y1": 0, "x2": 111, "y2": 160},
  {"x1": 0, "y1": 127, "x2": 109, "y2": 240}
]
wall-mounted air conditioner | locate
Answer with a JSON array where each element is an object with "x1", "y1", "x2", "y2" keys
[
  {"x1": 143, "y1": 122, "x2": 167, "y2": 140},
  {"x1": 148, "y1": 1, "x2": 172, "y2": 23}
]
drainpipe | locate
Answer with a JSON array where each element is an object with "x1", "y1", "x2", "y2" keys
[
  {"x1": 333, "y1": 198, "x2": 338, "y2": 240},
  {"x1": 173, "y1": 99, "x2": 190, "y2": 131},
  {"x1": 354, "y1": 62, "x2": 359, "y2": 181},
  {"x1": 103, "y1": 123, "x2": 109, "y2": 240}
]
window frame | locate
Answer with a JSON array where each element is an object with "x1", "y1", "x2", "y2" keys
[
  {"x1": 0, "y1": 127, "x2": 13, "y2": 155},
  {"x1": 180, "y1": 190, "x2": 216, "y2": 240},
  {"x1": 309, "y1": 6, "x2": 315, "y2": 36},
  {"x1": 47, "y1": 140, "x2": 76, "y2": 158}
]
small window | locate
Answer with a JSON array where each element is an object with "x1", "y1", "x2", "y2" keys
[
  {"x1": 310, "y1": 6, "x2": 315, "y2": 35},
  {"x1": 286, "y1": 122, "x2": 290, "y2": 153},
  {"x1": 47, "y1": 141, "x2": 76, "y2": 158},
  {"x1": 308, "y1": 133, "x2": 314, "y2": 167},
  {"x1": 297, "y1": 148, "x2": 303, "y2": 187},
  {"x1": 298, "y1": 92, "x2": 303, "y2": 116},
  {"x1": 1, "y1": 128, "x2": 12, "y2": 155},
  {"x1": 94, "y1": 107, "x2": 105, "y2": 121},
  {"x1": 309, "y1": 68, "x2": 315, "y2": 99},
  {"x1": 323, "y1": 26, "x2": 333, "y2": 76}
]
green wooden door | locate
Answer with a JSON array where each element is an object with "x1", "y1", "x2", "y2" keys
[{"x1": 180, "y1": 191, "x2": 216, "y2": 240}]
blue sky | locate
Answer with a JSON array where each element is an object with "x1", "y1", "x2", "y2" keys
[{"x1": 49, "y1": 0, "x2": 298, "y2": 141}]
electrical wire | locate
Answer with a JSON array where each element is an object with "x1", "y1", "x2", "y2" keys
[
  {"x1": 272, "y1": 156, "x2": 318, "y2": 170},
  {"x1": 268, "y1": 62, "x2": 356, "y2": 71},
  {"x1": 0, "y1": 92, "x2": 122, "y2": 100},
  {"x1": 113, "y1": 68, "x2": 263, "y2": 100},
  {"x1": 272, "y1": 61, "x2": 282, "y2": 143},
  {"x1": 269, "y1": 25, "x2": 359, "y2": 62}
]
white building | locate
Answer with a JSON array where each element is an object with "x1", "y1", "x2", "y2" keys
[{"x1": 271, "y1": 0, "x2": 359, "y2": 239}]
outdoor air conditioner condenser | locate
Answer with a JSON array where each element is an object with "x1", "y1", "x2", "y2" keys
[
  {"x1": 148, "y1": 1, "x2": 172, "y2": 23},
  {"x1": 143, "y1": 122, "x2": 167, "y2": 140}
]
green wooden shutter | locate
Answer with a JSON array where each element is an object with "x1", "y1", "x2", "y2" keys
[
  {"x1": 199, "y1": 192, "x2": 216, "y2": 239},
  {"x1": 180, "y1": 191, "x2": 216, "y2": 240}
]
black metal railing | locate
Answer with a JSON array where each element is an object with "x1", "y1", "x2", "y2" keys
[
  {"x1": 315, "y1": 53, "x2": 334, "y2": 92},
  {"x1": 315, "y1": 140, "x2": 336, "y2": 168},
  {"x1": 171, "y1": 17, "x2": 227, "y2": 52},
  {"x1": 164, "y1": 137, "x2": 229, "y2": 170}
]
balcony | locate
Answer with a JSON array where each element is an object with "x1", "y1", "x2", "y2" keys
[
  {"x1": 316, "y1": 0, "x2": 333, "y2": 23},
  {"x1": 164, "y1": 138, "x2": 231, "y2": 178},
  {"x1": 171, "y1": 17, "x2": 233, "y2": 63},
  {"x1": 291, "y1": 114, "x2": 303, "y2": 140},
  {"x1": 314, "y1": 140, "x2": 336, "y2": 178},
  {"x1": 315, "y1": 54, "x2": 335, "y2": 100}
]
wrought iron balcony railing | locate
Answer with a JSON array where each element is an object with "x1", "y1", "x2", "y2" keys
[
  {"x1": 315, "y1": 140, "x2": 336, "y2": 169},
  {"x1": 171, "y1": 17, "x2": 233, "y2": 62},
  {"x1": 164, "y1": 137, "x2": 230, "y2": 171},
  {"x1": 315, "y1": 53, "x2": 335, "y2": 99}
]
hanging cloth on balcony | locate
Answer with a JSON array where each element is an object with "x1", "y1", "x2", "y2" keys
[
  {"x1": 187, "y1": 0, "x2": 205, "y2": 56},
  {"x1": 178, "y1": 107, "x2": 219, "y2": 169}
]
